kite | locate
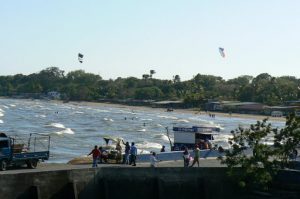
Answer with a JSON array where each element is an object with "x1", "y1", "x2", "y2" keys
[
  {"x1": 78, "y1": 53, "x2": 84, "y2": 63},
  {"x1": 219, "y1": 47, "x2": 225, "y2": 58}
]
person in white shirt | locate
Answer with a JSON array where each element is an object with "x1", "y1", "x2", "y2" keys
[{"x1": 150, "y1": 152, "x2": 160, "y2": 167}]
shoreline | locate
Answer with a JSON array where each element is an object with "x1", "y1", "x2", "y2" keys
[
  {"x1": 66, "y1": 100, "x2": 286, "y2": 122},
  {"x1": 0, "y1": 96, "x2": 286, "y2": 122}
]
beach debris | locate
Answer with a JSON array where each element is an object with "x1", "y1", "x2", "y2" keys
[
  {"x1": 219, "y1": 47, "x2": 225, "y2": 58},
  {"x1": 78, "y1": 53, "x2": 84, "y2": 63}
]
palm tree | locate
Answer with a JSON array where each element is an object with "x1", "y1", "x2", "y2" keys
[
  {"x1": 173, "y1": 75, "x2": 181, "y2": 83},
  {"x1": 142, "y1": 74, "x2": 150, "y2": 80},
  {"x1": 150, "y1": 70, "x2": 156, "y2": 78}
]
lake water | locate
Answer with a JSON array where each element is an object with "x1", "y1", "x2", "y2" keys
[{"x1": 0, "y1": 98, "x2": 285, "y2": 163}]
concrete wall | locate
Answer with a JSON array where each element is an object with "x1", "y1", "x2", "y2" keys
[{"x1": 1, "y1": 168, "x2": 300, "y2": 199}]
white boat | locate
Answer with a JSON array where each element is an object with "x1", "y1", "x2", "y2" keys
[
  {"x1": 171, "y1": 124, "x2": 221, "y2": 151},
  {"x1": 136, "y1": 124, "x2": 225, "y2": 163}
]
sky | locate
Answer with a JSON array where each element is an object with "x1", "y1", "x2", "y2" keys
[{"x1": 1, "y1": 0, "x2": 300, "y2": 80}]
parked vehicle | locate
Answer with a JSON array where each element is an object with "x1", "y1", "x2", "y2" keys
[{"x1": 0, "y1": 133, "x2": 50, "y2": 171}]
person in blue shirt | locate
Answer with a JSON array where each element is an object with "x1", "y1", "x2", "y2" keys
[{"x1": 129, "y1": 142, "x2": 137, "y2": 166}]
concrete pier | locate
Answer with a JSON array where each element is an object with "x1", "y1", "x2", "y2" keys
[{"x1": 1, "y1": 166, "x2": 300, "y2": 199}]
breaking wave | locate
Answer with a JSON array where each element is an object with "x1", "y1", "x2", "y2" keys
[{"x1": 56, "y1": 128, "x2": 75, "y2": 135}]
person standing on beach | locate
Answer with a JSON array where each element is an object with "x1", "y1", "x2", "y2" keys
[
  {"x1": 190, "y1": 145, "x2": 200, "y2": 167},
  {"x1": 122, "y1": 141, "x2": 131, "y2": 164},
  {"x1": 150, "y1": 152, "x2": 160, "y2": 167},
  {"x1": 183, "y1": 147, "x2": 190, "y2": 167},
  {"x1": 129, "y1": 142, "x2": 137, "y2": 166},
  {"x1": 88, "y1": 145, "x2": 101, "y2": 168},
  {"x1": 115, "y1": 141, "x2": 122, "y2": 164}
]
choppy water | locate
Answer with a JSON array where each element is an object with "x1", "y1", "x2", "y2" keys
[{"x1": 0, "y1": 98, "x2": 285, "y2": 163}]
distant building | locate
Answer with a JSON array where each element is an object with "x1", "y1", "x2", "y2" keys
[
  {"x1": 271, "y1": 111, "x2": 283, "y2": 117},
  {"x1": 205, "y1": 101, "x2": 267, "y2": 114},
  {"x1": 266, "y1": 105, "x2": 299, "y2": 116}
]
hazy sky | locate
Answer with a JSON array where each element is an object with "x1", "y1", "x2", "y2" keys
[{"x1": 1, "y1": 1, "x2": 300, "y2": 80}]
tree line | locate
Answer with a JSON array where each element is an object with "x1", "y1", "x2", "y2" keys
[{"x1": 0, "y1": 67, "x2": 299, "y2": 106}]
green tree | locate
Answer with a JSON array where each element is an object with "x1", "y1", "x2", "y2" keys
[
  {"x1": 274, "y1": 113, "x2": 300, "y2": 167},
  {"x1": 134, "y1": 86, "x2": 163, "y2": 100},
  {"x1": 219, "y1": 119, "x2": 279, "y2": 190}
]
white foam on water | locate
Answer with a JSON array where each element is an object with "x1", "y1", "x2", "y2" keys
[
  {"x1": 96, "y1": 109, "x2": 110, "y2": 113},
  {"x1": 56, "y1": 128, "x2": 75, "y2": 135},
  {"x1": 177, "y1": 119, "x2": 189, "y2": 123},
  {"x1": 48, "y1": 123, "x2": 66, "y2": 129},
  {"x1": 157, "y1": 115, "x2": 178, "y2": 120},
  {"x1": 9, "y1": 104, "x2": 16, "y2": 107},
  {"x1": 188, "y1": 117, "x2": 211, "y2": 123},
  {"x1": 35, "y1": 114, "x2": 46, "y2": 118},
  {"x1": 137, "y1": 128, "x2": 146, "y2": 132},
  {"x1": 0, "y1": 112, "x2": 4, "y2": 117},
  {"x1": 153, "y1": 134, "x2": 170, "y2": 142},
  {"x1": 103, "y1": 118, "x2": 114, "y2": 122},
  {"x1": 74, "y1": 111, "x2": 84, "y2": 114},
  {"x1": 2, "y1": 105, "x2": 9, "y2": 109},
  {"x1": 0, "y1": 120, "x2": 3, "y2": 124},
  {"x1": 136, "y1": 141, "x2": 162, "y2": 149},
  {"x1": 0, "y1": 108, "x2": 4, "y2": 112},
  {"x1": 137, "y1": 149, "x2": 150, "y2": 154},
  {"x1": 213, "y1": 134, "x2": 232, "y2": 142},
  {"x1": 141, "y1": 118, "x2": 153, "y2": 121}
]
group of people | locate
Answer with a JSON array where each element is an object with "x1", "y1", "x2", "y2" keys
[
  {"x1": 89, "y1": 143, "x2": 201, "y2": 168},
  {"x1": 121, "y1": 141, "x2": 138, "y2": 166},
  {"x1": 88, "y1": 141, "x2": 138, "y2": 168}
]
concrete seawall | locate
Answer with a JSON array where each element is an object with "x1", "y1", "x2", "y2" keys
[{"x1": 1, "y1": 167, "x2": 300, "y2": 199}]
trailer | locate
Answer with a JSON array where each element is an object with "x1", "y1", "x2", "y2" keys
[{"x1": 0, "y1": 133, "x2": 50, "y2": 171}]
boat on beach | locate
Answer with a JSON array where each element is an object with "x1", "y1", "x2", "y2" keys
[
  {"x1": 171, "y1": 124, "x2": 221, "y2": 151},
  {"x1": 136, "y1": 124, "x2": 225, "y2": 162}
]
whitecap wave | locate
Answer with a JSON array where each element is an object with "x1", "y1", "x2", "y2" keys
[
  {"x1": 0, "y1": 120, "x2": 3, "y2": 124},
  {"x1": 0, "y1": 112, "x2": 4, "y2": 117},
  {"x1": 103, "y1": 118, "x2": 114, "y2": 122},
  {"x1": 177, "y1": 119, "x2": 189, "y2": 123},
  {"x1": 56, "y1": 128, "x2": 74, "y2": 135},
  {"x1": 48, "y1": 123, "x2": 66, "y2": 129},
  {"x1": 35, "y1": 114, "x2": 46, "y2": 118},
  {"x1": 96, "y1": 109, "x2": 110, "y2": 113},
  {"x1": 153, "y1": 134, "x2": 170, "y2": 142},
  {"x1": 213, "y1": 134, "x2": 232, "y2": 142},
  {"x1": 136, "y1": 142, "x2": 162, "y2": 149},
  {"x1": 137, "y1": 149, "x2": 150, "y2": 154},
  {"x1": 9, "y1": 104, "x2": 16, "y2": 107},
  {"x1": 137, "y1": 128, "x2": 146, "y2": 132},
  {"x1": 74, "y1": 111, "x2": 84, "y2": 114},
  {"x1": 141, "y1": 118, "x2": 153, "y2": 121},
  {"x1": 157, "y1": 115, "x2": 178, "y2": 120}
]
